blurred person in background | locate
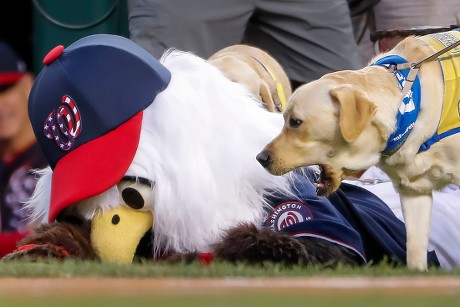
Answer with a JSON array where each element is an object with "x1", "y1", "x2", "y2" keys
[
  {"x1": 351, "y1": 0, "x2": 460, "y2": 63},
  {"x1": 127, "y1": 0, "x2": 364, "y2": 89},
  {"x1": 0, "y1": 41, "x2": 47, "y2": 257}
]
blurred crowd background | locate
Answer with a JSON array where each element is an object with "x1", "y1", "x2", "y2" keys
[{"x1": 0, "y1": 1, "x2": 129, "y2": 76}]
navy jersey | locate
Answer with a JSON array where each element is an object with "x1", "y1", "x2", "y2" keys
[
  {"x1": 264, "y1": 168, "x2": 439, "y2": 266},
  {"x1": 0, "y1": 143, "x2": 48, "y2": 233}
]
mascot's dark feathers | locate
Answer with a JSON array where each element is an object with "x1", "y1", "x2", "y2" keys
[
  {"x1": 4, "y1": 221, "x2": 361, "y2": 267},
  {"x1": 3, "y1": 221, "x2": 96, "y2": 261},
  {"x1": 213, "y1": 223, "x2": 361, "y2": 267}
]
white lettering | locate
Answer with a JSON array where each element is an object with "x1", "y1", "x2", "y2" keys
[{"x1": 392, "y1": 122, "x2": 415, "y2": 142}]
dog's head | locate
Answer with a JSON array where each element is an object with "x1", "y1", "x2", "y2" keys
[
  {"x1": 209, "y1": 44, "x2": 292, "y2": 113},
  {"x1": 257, "y1": 70, "x2": 387, "y2": 195}
]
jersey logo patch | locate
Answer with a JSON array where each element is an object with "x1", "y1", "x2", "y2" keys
[{"x1": 265, "y1": 201, "x2": 313, "y2": 232}]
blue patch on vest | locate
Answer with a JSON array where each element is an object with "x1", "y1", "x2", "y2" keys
[{"x1": 371, "y1": 55, "x2": 422, "y2": 155}]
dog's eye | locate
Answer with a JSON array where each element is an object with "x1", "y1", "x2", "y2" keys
[{"x1": 289, "y1": 117, "x2": 303, "y2": 128}]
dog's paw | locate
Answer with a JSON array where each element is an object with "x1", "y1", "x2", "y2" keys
[
  {"x1": 317, "y1": 164, "x2": 343, "y2": 196},
  {"x1": 213, "y1": 222, "x2": 309, "y2": 265}
]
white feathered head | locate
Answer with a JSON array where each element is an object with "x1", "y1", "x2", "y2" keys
[{"x1": 27, "y1": 34, "x2": 293, "y2": 263}]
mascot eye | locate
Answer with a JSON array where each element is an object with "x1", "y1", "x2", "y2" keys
[
  {"x1": 118, "y1": 176, "x2": 155, "y2": 211},
  {"x1": 289, "y1": 117, "x2": 303, "y2": 128},
  {"x1": 122, "y1": 187, "x2": 145, "y2": 209}
]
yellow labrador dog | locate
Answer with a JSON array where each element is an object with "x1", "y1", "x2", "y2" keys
[
  {"x1": 257, "y1": 29, "x2": 460, "y2": 270},
  {"x1": 208, "y1": 44, "x2": 292, "y2": 112}
]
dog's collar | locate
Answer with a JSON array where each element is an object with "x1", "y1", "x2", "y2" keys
[
  {"x1": 372, "y1": 55, "x2": 422, "y2": 157},
  {"x1": 250, "y1": 56, "x2": 287, "y2": 112}
]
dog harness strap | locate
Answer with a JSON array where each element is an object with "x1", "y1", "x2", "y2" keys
[
  {"x1": 373, "y1": 31, "x2": 460, "y2": 154},
  {"x1": 381, "y1": 62, "x2": 418, "y2": 98},
  {"x1": 371, "y1": 55, "x2": 422, "y2": 156},
  {"x1": 250, "y1": 55, "x2": 287, "y2": 111},
  {"x1": 375, "y1": 30, "x2": 460, "y2": 153},
  {"x1": 400, "y1": 67, "x2": 420, "y2": 99}
]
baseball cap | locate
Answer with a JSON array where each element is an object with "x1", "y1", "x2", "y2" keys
[
  {"x1": 28, "y1": 34, "x2": 171, "y2": 221},
  {"x1": 0, "y1": 41, "x2": 27, "y2": 86}
]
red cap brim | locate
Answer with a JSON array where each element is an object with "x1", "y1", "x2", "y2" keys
[
  {"x1": 48, "y1": 112, "x2": 143, "y2": 221},
  {"x1": 0, "y1": 72, "x2": 24, "y2": 85}
]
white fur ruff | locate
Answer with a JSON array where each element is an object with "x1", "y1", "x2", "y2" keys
[{"x1": 26, "y1": 49, "x2": 294, "y2": 255}]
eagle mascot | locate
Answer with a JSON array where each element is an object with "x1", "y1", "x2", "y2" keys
[{"x1": 4, "y1": 34, "x2": 411, "y2": 268}]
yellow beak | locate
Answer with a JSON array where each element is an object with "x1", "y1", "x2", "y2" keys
[{"x1": 91, "y1": 206, "x2": 154, "y2": 264}]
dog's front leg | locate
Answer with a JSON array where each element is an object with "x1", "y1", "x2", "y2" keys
[{"x1": 399, "y1": 193, "x2": 433, "y2": 271}]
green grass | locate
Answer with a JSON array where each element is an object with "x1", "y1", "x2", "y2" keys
[{"x1": 0, "y1": 258, "x2": 459, "y2": 278}]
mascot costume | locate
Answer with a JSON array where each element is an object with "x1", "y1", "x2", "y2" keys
[{"x1": 2, "y1": 34, "x2": 438, "y2": 268}]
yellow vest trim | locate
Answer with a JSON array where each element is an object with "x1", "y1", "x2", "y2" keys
[{"x1": 418, "y1": 30, "x2": 460, "y2": 135}]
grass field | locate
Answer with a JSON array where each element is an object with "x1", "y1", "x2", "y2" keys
[
  {"x1": 1, "y1": 259, "x2": 460, "y2": 306},
  {"x1": 1, "y1": 258, "x2": 460, "y2": 278}
]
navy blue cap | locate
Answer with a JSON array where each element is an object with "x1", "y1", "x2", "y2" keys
[
  {"x1": 0, "y1": 41, "x2": 27, "y2": 85},
  {"x1": 28, "y1": 34, "x2": 171, "y2": 221}
]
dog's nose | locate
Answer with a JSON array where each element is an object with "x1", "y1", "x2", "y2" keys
[{"x1": 256, "y1": 150, "x2": 271, "y2": 168}]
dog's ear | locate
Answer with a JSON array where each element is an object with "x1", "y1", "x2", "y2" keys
[
  {"x1": 259, "y1": 81, "x2": 276, "y2": 112},
  {"x1": 330, "y1": 85, "x2": 375, "y2": 143}
]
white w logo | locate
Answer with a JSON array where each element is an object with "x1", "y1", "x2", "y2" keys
[{"x1": 399, "y1": 89, "x2": 415, "y2": 114}]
